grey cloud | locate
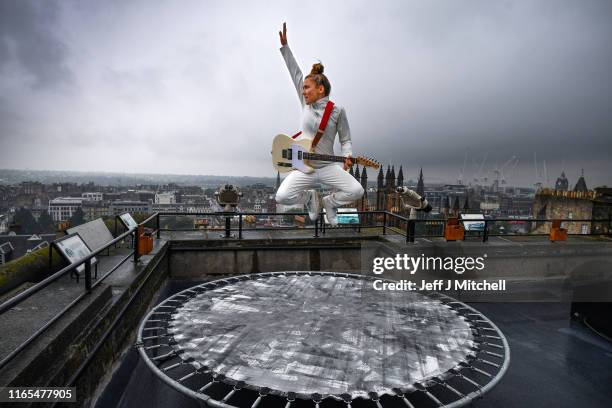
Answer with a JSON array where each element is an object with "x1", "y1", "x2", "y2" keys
[
  {"x1": 0, "y1": 0, "x2": 611, "y2": 188},
  {"x1": 0, "y1": 0, "x2": 72, "y2": 89}
]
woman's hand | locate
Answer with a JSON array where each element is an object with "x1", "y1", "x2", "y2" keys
[
  {"x1": 343, "y1": 155, "x2": 354, "y2": 171},
  {"x1": 279, "y1": 22, "x2": 288, "y2": 46}
]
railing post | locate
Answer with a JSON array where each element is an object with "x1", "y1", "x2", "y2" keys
[
  {"x1": 383, "y1": 212, "x2": 387, "y2": 235},
  {"x1": 156, "y1": 213, "x2": 160, "y2": 239},
  {"x1": 48, "y1": 245, "x2": 53, "y2": 274},
  {"x1": 321, "y1": 212, "x2": 326, "y2": 234},
  {"x1": 239, "y1": 214, "x2": 243, "y2": 240},
  {"x1": 225, "y1": 215, "x2": 231, "y2": 238},
  {"x1": 314, "y1": 216, "x2": 319, "y2": 238},
  {"x1": 84, "y1": 260, "x2": 92, "y2": 294},
  {"x1": 482, "y1": 220, "x2": 489, "y2": 243},
  {"x1": 114, "y1": 216, "x2": 118, "y2": 248},
  {"x1": 407, "y1": 219, "x2": 415, "y2": 243},
  {"x1": 133, "y1": 227, "x2": 140, "y2": 263}
]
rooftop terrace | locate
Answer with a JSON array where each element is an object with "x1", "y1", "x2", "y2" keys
[{"x1": 0, "y1": 211, "x2": 610, "y2": 407}]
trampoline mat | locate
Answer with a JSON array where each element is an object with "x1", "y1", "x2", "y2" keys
[{"x1": 168, "y1": 274, "x2": 475, "y2": 398}]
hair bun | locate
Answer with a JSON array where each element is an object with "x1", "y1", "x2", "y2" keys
[{"x1": 310, "y1": 62, "x2": 324, "y2": 75}]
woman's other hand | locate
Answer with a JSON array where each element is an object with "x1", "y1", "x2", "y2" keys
[
  {"x1": 279, "y1": 22, "x2": 288, "y2": 46},
  {"x1": 343, "y1": 155, "x2": 354, "y2": 171}
]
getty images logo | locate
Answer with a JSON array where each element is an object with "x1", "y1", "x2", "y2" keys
[{"x1": 372, "y1": 254, "x2": 487, "y2": 275}]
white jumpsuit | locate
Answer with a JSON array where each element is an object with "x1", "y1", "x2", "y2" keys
[{"x1": 275, "y1": 45, "x2": 364, "y2": 208}]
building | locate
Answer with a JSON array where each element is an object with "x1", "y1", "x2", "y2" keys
[
  {"x1": 591, "y1": 187, "x2": 612, "y2": 235},
  {"x1": 155, "y1": 192, "x2": 176, "y2": 205},
  {"x1": 0, "y1": 214, "x2": 9, "y2": 234},
  {"x1": 555, "y1": 172, "x2": 569, "y2": 191},
  {"x1": 125, "y1": 190, "x2": 156, "y2": 203},
  {"x1": 531, "y1": 173, "x2": 612, "y2": 235},
  {"x1": 19, "y1": 181, "x2": 45, "y2": 196},
  {"x1": 110, "y1": 201, "x2": 152, "y2": 216},
  {"x1": 0, "y1": 234, "x2": 56, "y2": 265},
  {"x1": 82, "y1": 201, "x2": 110, "y2": 221},
  {"x1": 532, "y1": 189, "x2": 595, "y2": 234},
  {"x1": 48, "y1": 197, "x2": 85, "y2": 222},
  {"x1": 151, "y1": 203, "x2": 208, "y2": 213},
  {"x1": 82, "y1": 192, "x2": 103, "y2": 201}
]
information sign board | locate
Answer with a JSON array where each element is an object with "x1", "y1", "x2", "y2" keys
[{"x1": 54, "y1": 233, "x2": 97, "y2": 274}]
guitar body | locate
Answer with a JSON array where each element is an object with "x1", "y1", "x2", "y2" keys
[
  {"x1": 271, "y1": 133, "x2": 380, "y2": 174},
  {"x1": 271, "y1": 134, "x2": 315, "y2": 173}
]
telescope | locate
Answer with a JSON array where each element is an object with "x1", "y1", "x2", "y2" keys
[{"x1": 215, "y1": 184, "x2": 242, "y2": 212}]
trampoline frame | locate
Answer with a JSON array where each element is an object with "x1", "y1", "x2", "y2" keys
[{"x1": 136, "y1": 271, "x2": 510, "y2": 408}]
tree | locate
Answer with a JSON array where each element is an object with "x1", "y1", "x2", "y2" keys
[
  {"x1": 14, "y1": 207, "x2": 38, "y2": 235},
  {"x1": 69, "y1": 208, "x2": 85, "y2": 227},
  {"x1": 37, "y1": 210, "x2": 56, "y2": 234}
]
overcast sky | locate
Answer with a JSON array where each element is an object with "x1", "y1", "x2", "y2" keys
[{"x1": 1, "y1": 0, "x2": 611, "y2": 188}]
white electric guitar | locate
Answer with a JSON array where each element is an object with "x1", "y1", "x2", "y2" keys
[{"x1": 271, "y1": 134, "x2": 380, "y2": 174}]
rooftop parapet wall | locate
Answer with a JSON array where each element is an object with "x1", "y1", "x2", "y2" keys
[
  {"x1": 166, "y1": 236, "x2": 612, "y2": 302},
  {"x1": 530, "y1": 187, "x2": 612, "y2": 234},
  {"x1": 168, "y1": 237, "x2": 368, "y2": 278},
  {"x1": 537, "y1": 188, "x2": 596, "y2": 200}
]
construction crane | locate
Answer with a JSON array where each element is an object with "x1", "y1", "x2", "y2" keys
[
  {"x1": 533, "y1": 152, "x2": 543, "y2": 191},
  {"x1": 457, "y1": 150, "x2": 468, "y2": 185},
  {"x1": 491, "y1": 156, "x2": 519, "y2": 191},
  {"x1": 472, "y1": 152, "x2": 488, "y2": 184},
  {"x1": 500, "y1": 156, "x2": 519, "y2": 185}
]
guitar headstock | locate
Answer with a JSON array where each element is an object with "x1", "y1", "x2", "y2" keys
[{"x1": 355, "y1": 156, "x2": 380, "y2": 169}]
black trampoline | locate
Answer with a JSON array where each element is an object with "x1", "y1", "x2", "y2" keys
[{"x1": 136, "y1": 272, "x2": 510, "y2": 408}]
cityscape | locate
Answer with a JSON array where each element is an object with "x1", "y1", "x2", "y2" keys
[{"x1": 1, "y1": 165, "x2": 610, "y2": 266}]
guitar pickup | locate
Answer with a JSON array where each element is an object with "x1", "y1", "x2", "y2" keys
[
  {"x1": 287, "y1": 149, "x2": 292, "y2": 160},
  {"x1": 298, "y1": 151, "x2": 302, "y2": 160},
  {"x1": 282, "y1": 149, "x2": 287, "y2": 159},
  {"x1": 277, "y1": 162, "x2": 292, "y2": 167}
]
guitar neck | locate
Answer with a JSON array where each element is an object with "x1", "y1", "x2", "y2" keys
[{"x1": 302, "y1": 152, "x2": 347, "y2": 164}]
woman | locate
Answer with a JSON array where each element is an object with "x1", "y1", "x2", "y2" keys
[{"x1": 275, "y1": 22, "x2": 364, "y2": 226}]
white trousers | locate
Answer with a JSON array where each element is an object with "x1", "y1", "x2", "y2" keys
[{"x1": 276, "y1": 164, "x2": 365, "y2": 207}]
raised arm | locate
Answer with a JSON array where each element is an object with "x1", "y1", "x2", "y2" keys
[{"x1": 278, "y1": 23, "x2": 305, "y2": 107}]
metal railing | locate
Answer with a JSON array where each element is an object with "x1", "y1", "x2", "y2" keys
[
  {"x1": 386, "y1": 215, "x2": 612, "y2": 242},
  {"x1": 0, "y1": 213, "x2": 159, "y2": 370},
  {"x1": 154, "y1": 210, "x2": 390, "y2": 239},
  {"x1": 153, "y1": 210, "x2": 612, "y2": 243}
]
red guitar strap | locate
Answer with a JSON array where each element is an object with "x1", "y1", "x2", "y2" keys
[
  {"x1": 312, "y1": 101, "x2": 334, "y2": 148},
  {"x1": 291, "y1": 101, "x2": 335, "y2": 147}
]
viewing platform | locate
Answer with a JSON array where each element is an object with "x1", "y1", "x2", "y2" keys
[{"x1": 0, "y1": 211, "x2": 610, "y2": 407}]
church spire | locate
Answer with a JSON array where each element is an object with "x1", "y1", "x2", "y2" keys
[
  {"x1": 416, "y1": 167, "x2": 425, "y2": 196},
  {"x1": 397, "y1": 165, "x2": 404, "y2": 187},
  {"x1": 360, "y1": 167, "x2": 368, "y2": 189}
]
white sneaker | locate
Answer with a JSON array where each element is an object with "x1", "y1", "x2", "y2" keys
[
  {"x1": 305, "y1": 190, "x2": 320, "y2": 221},
  {"x1": 322, "y1": 195, "x2": 338, "y2": 226}
]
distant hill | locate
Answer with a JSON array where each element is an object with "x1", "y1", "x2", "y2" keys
[{"x1": 0, "y1": 169, "x2": 276, "y2": 187}]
